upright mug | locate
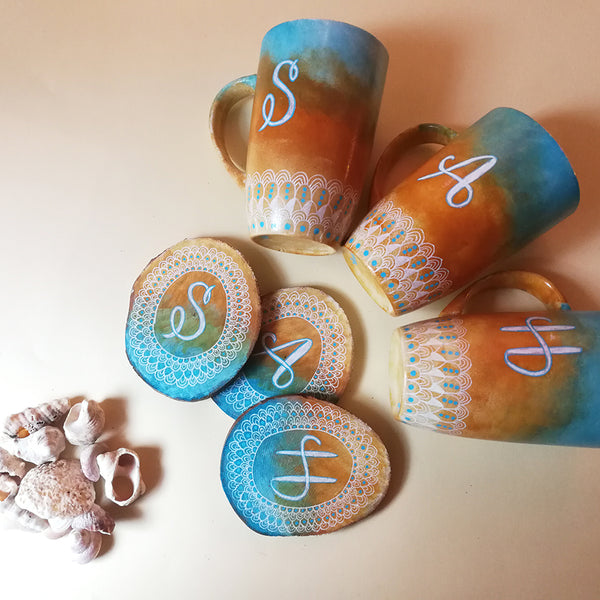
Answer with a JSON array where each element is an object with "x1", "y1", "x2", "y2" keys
[
  {"x1": 344, "y1": 108, "x2": 579, "y2": 315},
  {"x1": 210, "y1": 19, "x2": 388, "y2": 255},
  {"x1": 390, "y1": 271, "x2": 600, "y2": 447}
]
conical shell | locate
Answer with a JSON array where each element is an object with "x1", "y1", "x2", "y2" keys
[
  {"x1": 3, "y1": 398, "x2": 71, "y2": 438},
  {"x1": 97, "y1": 448, "x2": 146, "y2": 507},
  {"x1": 0, "y1": 473, "x2": 19, "y2": 499},
  {"x1": 15, "y1": 459, "x2": 95, "y2": 519},
  {"x1": 66, "y1": 529, "x2": 102, "y2": 564},
  {"x1": 79, "y1": 442, "x2": 108, "y2": 482},
  {"x1": 0, "y1": 447, "x2": 27, "y2": 478},
  {"x1": 0, "y1": 426, "x2": 66, "y2": 465},
  {"x1": 47, "y1": 516, "x2": 73, "y2": 538},
  {"x1": 0, "y1": 494, "x2": 48, "y2": 532},
  {"x1": 64, "y1": 400, "x2": 105, "y2": 446},
  {"x1": 71, "y1": 504, "x2": 115, "y2": 534}
]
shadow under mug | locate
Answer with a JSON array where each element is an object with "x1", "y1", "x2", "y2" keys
[
  {"x1": 344, "y1": 107, "x2": 579, "y2": 315},
  {"x1": 210, "y1": 19, "x2": 388, "y2": 256},
  {"x1": 390, "y1": 270, "x2": 600, "y2": 447}
]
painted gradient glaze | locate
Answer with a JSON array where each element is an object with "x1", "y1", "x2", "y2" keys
[
  {"x1": 220, "y1": 396, "x2": 390, "y2": 536},
  {"x1": 246, "y1": 20, "x2": 388, "y2": 251},
  {"x1": 392, "y1": 311, "x2": 600, "y2": 446},
  {"x1": 125, "y1": 238, "x2": 261, "y2": 401},
  {"x1": 344, "y1": 108, "x2": 579, "y2": 315},
  {"x1": 213, "y1": 287, "x2": 353, "y2": 418}
]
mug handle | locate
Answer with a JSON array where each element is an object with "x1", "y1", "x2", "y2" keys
[
  {"x1": 439, "y1": 270, "x2": 571, "y2": 317},
  {"x1": 209, "y1": 74, "x2": 257, "y2": 189},
  {"x1": 370, "y1": 123, "x2": 458, "y2": 207}
]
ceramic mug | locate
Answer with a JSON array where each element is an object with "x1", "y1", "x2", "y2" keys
[
  {"x1": 343, "y1": 108, "x2": 579, "y2": 315},
  {"x1": 390, "y1": 270, "x2": 600, "y2": 447},
  {"x1": 210, "y1": 19, "x2": 388, "y2": 256}
]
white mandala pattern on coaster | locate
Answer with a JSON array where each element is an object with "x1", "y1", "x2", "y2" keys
[
  {"x1": 126, "y1": 245, "x2": 254, "y2": 389},
  {"x1": 215, "y1": 288, "x2": 351, "y2": 416},
  {"x1": 221, "y1": 398, "x2": 386, "y2": 535},
  {"x1": 346, "y1": 199, "x2": 452, "y2": 314},
  {"x1": 246, "y1": 169, "x2": 359, "y2": 246},
  {"x1": 397, "y1": 317, "x2": 473, "y2": 434}
]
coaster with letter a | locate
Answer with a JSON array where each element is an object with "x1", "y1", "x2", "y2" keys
[
  {"x1": 220, "y1": 396, "x2": 390, "y2": 536},
  {"x1": 125, "y1": 237, "x2": 261, "y2": 401},
  {"x1": 213, "y1": 287, "x2": 353, "y2": 418}
]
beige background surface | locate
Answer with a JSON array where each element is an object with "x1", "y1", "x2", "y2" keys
[{"x1": 1, "y1": 1, "x2": 599, "y2": 598}]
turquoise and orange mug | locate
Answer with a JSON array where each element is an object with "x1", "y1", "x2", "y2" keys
[
  {"x1": 210, "y1": 19, "x2": 388, "y2": 256},
  {"x1": 390, "y1": 271, "x2": 600, "y2": 447},
  {"x1": 344, "y1": 108, "x2": 579, "y2": 315}
]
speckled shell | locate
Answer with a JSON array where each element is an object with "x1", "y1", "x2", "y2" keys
[
  {"x1": 0, "y1": 495, "x2": 48, "y2": 532},
  {"x1": 66, "y1": 529, "x2": 102, "y2": 564},
  {"x1": 0, "y1": 426, "x2": 66, "y2": 465},
  {"x1": 64, "y1": 400, "x2": 105, "y2": 446},
  {"x1": 0, "y1": 447, "x2": 27, "y2": 478},
  {"x1": 3, "y1": 398, "x2": 71, "y2": 438},
  {"x1": 97, "y1": 448, "x2": 146, "y2": 507},
  {"x1": 15, "y1": 459, "x2": 95, "y2": 519}
]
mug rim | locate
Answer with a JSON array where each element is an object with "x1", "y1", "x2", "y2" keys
[
  {"x1": 483, "y1": 107, "x2": 579, "y2": 197},
  {"x1": 263, "y1": 18, "x2": 388, "y2": 58}
]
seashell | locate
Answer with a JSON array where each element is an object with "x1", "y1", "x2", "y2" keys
[
  {"x1": 15, "y1": 459, "x2": 95, "y2": 519},
  {"x1": 3, "y1": 397, "x2": 71, "y2": 438},
  {"x1": 97, "y1": 448, "x2": 146, "y2": 507},
  {"x1": 0, "y1": 447, "x2": 27, "y2": 478},
  {"x1": 79, "y1": 442, "x2": 108, "y2": 482},
  {"x1": 71, "y1": 504, "x2": 115, "y2": 535},
  {"x1": 64, "y1": 400, "x2": 105, "y2": 446},
  {"x1": 0, "y1": 494, "x2": 48, "y2": 532},
  {"x1": 0, "y1": 473, "x2": 19, "y2": 500},
  {"x1": 47, "y1": 516, "x2": 73, "y2": 538},
  {"x1": 66, "y1": 529, "x2": 102, "y2": 564},
  {"x1": 0, "y1": 426, "x2": 66, "y2": 465}
]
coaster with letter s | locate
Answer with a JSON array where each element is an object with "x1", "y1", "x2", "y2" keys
[
  {"x1": 125, "y1": 237, "x2": 261, "y2": 401},
  {"x1": 213, "y1": 287, "x2": 353, "y2": 418},
  {"x1": 220, "y1": 396, "x2": 390, "y2": 536}
]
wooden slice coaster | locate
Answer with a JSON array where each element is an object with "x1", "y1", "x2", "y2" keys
[
  {"x1": 125, "y1": 238, "x2": 261, "y2": 401},
  {"x1": 213, "y1": 287, "x2": 353, "y2": 418},
  {"x1": 221, "y1": 396, "x2": 390, "y2": 536}
]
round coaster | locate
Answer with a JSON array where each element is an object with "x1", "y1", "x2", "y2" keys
[
  {"x1": 213, "y1": 287, "x2": 353, "y2": 418},
  {"x1": 125, "y1": 238, "x2": 261, "y2": 401},
  {"x1": 220, "y1": 396, "x2": 390, "y2": 536}
]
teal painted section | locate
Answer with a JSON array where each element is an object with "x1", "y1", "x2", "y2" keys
[
  {"x1": 261, "y1": 19, "x2": 388, "y2": 90},
  {"x1": 471, "y1": 107, "x2": 579, "y2": 249},
  {"x1": 529, "y1": 312, "x2": 600, "y2": 447}
]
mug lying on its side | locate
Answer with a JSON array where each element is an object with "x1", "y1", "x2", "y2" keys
[{"x1": 390, "y1": 271, "x2": 600, "y2": 447}]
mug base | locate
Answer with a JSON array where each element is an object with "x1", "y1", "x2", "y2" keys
[
  {"x1": 252, "y1": 234, "x2": 336, "y2": 256},
  {"x1": 389, "y1": 329, "x2": 406, "y2": 420},
  {"x1": 342, "y1": 247, "x2": 396, "y2": 314}
]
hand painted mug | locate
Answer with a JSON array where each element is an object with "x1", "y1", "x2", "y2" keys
[
  {"x1": 390, "y1": 270, "x2": 600, "y2": 447},
  {"x1": 343, "y1": 108, "x2": 579, "y2": 315},
  {"x1": 210, "y1": 19, "x2": 388, "y2": 256}
]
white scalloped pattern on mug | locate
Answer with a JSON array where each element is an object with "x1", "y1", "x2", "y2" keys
[
  {"x1": 396, "y1": 317, "x2": 473, "y2": 433},
  {"x1": 246, "y1": 169, "x2": 359, "y2": 245},
  {"x1": 346, "y1": 199, "x2": 453, "y2": 314}
]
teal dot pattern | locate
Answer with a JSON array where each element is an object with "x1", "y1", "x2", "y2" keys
[
  {"x1": 246, "y1": 169, "x2": 358, "y2": 247},
  {"x1": 396, "y1": 317, "x2": 473, "y2": 433},
  {"x1": 345, "y1": 199, "x2": 452, "y2": 314}
]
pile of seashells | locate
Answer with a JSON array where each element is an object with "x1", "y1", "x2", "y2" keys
[{"x1": 0, "y1": 398, "x2": 145, "y2": 563}]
